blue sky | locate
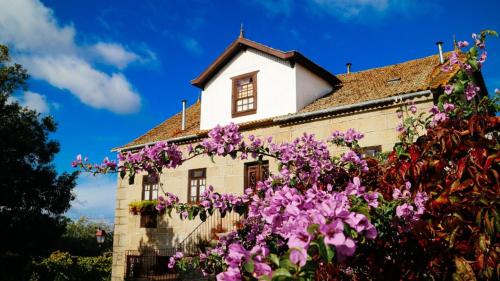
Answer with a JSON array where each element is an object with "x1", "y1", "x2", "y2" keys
[{"x1": 0, "y1": 0, "x2": 499, "y2": 222}]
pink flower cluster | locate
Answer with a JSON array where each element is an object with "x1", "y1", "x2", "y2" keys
[
  {"x1": 201, "y1": 122, "x2": 243, "y2": 156},
  {"x1": 199, "y1": 185, "x2": 246, "y2": 215},
  {"x1": 156, "y1": 192, "x2": 180, "y2": 212},
  {"x1": 340, "y1": 150, "x2": 369, "y2": 173},
  {"x1": 464, "y1": 83, "x2": 480, "y2": 101},
  {"x1": 329, "y1": 128, "x2": 364, "y2": 145},
  {"x1": 218, "y1": 243, "x2": 271, "y2": 280},
  {"x1": 269, "y1": 133, "x2": 334, "y2": 187},
  {"x1": 244, "y1": 177, "x2": 378, "y2": 267},
  {"x1": 71, "y1": 154, "x2": 116, "y2": 172},
  {"x1": 393, "y1": 182, "x2": 428, "y2": 231},
  {"x1": 429, "y1": 105, "x2": 448, "y2": 127},
  {"x1": 118, "y1": 141, "x2": 183, "y2": 175},
  {"x1": 168, "y1": 251, "x2": 184, "y2": 269}
]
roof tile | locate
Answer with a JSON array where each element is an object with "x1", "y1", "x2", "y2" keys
[{"x1": 118, "y1": 52, "x2": 457, "y2": 149}]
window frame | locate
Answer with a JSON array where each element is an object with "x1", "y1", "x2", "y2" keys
[
  {"x1": 360, "y1": 145, "x2": 382, "y2": 158},
  {"x1": 231, "y1": 71, "x2": 259, "y2": 118},
  {"x1": 244, "y1": 160, "x2": 269, "y2": 190},
  {"x1": 142, "y1": 175, "x2": 159, "y2": 201},
  {"x1": 187, "y1": 168, "x2": 207, "y2": 203}
]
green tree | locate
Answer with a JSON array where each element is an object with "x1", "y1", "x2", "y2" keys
[
  {"x1": 58, "y1": 217, "x2": 113, "y2": 256},
  {"x1": 0, "y1": 45, "x2": 78, "y2": 280}
]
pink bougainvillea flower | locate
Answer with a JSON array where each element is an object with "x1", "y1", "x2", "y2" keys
[
  {"x1": 216, "y1": 267, "x2": 241, "y2": 281},
  {"x1": 465, "y1": 84, "x2": 480, "y2": 101},
  {"x1": 289, "y1": 248, "x2": 308, "y2": 267},
  {"x1": 409, "y1": 104, "x2": 417, "y2": 114},
  {"x1": 443, "y1": 103, "x2": 455, "y2": 113},
  {"x1": 457, "y1": 40, "x2": 469, "y2": 48},
  {"x1": 444, "y1": 84, "x2": 454, "y2": 95}
]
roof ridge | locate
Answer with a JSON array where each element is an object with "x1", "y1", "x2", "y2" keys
[
  {"x1": 337, "y1": 52, "x2": 452, "y2": 77},
  {"x1": 239, "y1": 37, "x2": 291, "y2": 55}
]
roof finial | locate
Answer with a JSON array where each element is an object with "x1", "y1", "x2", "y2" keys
[{"x1": 239, "y1": 23, "x2": 244, "y2": 38}]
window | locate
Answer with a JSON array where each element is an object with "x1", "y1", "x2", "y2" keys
[
  {"x1": 360, "y1": 145, "x2": 382, "y2": 158},
  {"x1": 244, "y1": 161, "x2": 269, "y2": 190},
  {"x1": 232, "y1": 71, "x2": 258, "y2": 117},
  {"x1": 188, "y1": 168, "x2": 206, "y2": 203},
  {"x1": 142, "y1": 175, "x2": 159, "y2": 201}
]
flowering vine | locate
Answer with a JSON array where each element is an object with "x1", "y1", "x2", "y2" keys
[{"x1": 73, "y1": 30, "x2": 499, "y2": 280}]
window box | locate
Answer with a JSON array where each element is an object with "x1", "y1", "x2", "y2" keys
[{"x1": 128, "y1": 200, "x2": 164, "y2": 216}]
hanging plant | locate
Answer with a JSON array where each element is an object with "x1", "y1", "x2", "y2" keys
[{"x1": 128, "y1": 200, "x2": 164, "y2": 215}]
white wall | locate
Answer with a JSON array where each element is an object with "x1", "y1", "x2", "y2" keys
[
  {"x1": 199, "y1": 49, "x2": 334, "y2": 130},
  {"x1": 200, "y1": 49, "x2": 296, "y2": 130},
  {"x1": 295, "y1": 64, "x2": 333, "y2": 111}
]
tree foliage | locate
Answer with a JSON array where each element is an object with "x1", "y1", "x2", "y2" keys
[
  {"x1": 31, "y1": 251, "x2": 112, "y2": 281},
  {"x1": 0, "y1": 44, "x2": 78, "y2": 280},
  {"x1": 57, "y1": 217, "x2": 113, "y2": 256}
]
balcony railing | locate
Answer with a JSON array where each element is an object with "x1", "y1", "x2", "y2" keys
[
  {"x1": 125, "y1": 248, "x2": 177, "y2": 281},
  {"x1": 177, "y1": 210, "x2": 242, "y2": 256},
  {"x1": 125, "y1": 211, "x2": 241, "y2": 280}
]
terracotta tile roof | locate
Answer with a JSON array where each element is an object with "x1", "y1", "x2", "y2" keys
[
  {"x1": 117, "y1": 52, "x2": 457, "y2": 150},
  {"x1": 121, "y1": 101, "x2": 202, "y2": 149},
  {"x1": 299, "y1": 52, "x2": 456, "y2": 113}
]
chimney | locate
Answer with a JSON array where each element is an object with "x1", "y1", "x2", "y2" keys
[
  {"x1": 239, "y1": 23, "x2": 245, "y2": 38},
  {"x1": 181, "y1": 99, "x2": 186, "y2": 131},
  {"x1": 436, "y1": 41, "x2": 444, "y2": 64},
  {"x1": 346, "y1": 62, "x2": 352, "y2": 74}
]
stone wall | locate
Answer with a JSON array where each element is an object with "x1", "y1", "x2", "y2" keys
[{"x1": 111, "y1": 97, "x2": 433, "y2": 280}]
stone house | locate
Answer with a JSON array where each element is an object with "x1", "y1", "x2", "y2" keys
[{"x1": 109, "y1": 31, "x2": 472, "y2": 280}]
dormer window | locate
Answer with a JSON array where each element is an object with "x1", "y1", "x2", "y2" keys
[{"x1": 232, "y1": 71, "x2": 258, "y2": 117}]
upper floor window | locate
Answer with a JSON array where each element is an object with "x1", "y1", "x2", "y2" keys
[
  {"x1": 232, "y1": 71, "x2": 258, "y2": 117},
  {"x1": 188, "y1": 168, "x2": 206, "y2": 203},
  {"x1": 142, "y1": 175, "x2": 159, "y2": 201}
]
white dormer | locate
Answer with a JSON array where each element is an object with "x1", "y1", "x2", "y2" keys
[{"x1": 191, "y1": 34, "x2": 340, "y2": 130}]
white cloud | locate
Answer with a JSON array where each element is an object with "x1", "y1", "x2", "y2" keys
[
  {"x1": 18, "y1": 55, "x2": 141, "y2": 113},
  {"x1": 8, "y1": 91, "x2": 55, "y2": 113},
  {"x1": 0, "y1": 0, "x2": 76, "y2": 54},
  {"x1": 67, "y1": 175, "x2": 116, "y2": 222},
  {"x1": 313, "y1": 0, "x2": 389, "y2": 18},
  {"x1": 92, "y1": 42, "x2": 140, "y2": 69},
  {"x1": 249, "y1": 0, "x2": 426, "y2": 21},
  {"x1": 182, "y1": 37, "x2": 203, "y2": 55},
  {"x1": 21, "y1": 91, "x2": 50, "y2": 113},
  {"x1": 0, "y1": 0, "x2": 146, "y2": 114}
]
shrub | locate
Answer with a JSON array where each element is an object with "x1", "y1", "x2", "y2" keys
[{"x1": 32, "y1": 251, "x2": 112, "y2": 281}]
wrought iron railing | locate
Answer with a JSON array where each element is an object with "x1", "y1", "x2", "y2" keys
[
  {"x1": 177, "y1": 210, "x2": 242, "y2": 256},
  {"x1": 125, "y1": 248, "x2": 177, "y2": 281},
  {"x1": 124, "y1": 211, "x2": 241, "y2": 280}
]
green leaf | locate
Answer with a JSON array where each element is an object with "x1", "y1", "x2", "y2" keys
[
  {"x1": 272, "y1": 268, "x2": 292, "y2": 277},
  {"x1": 199, "y1": 210, "x2": 207, "y2": 222},
  {"x1": 244, "y1": 261, "x2": 254, "y2": 273},
  {"x1": 481, "y1": 29, "x2": 498, "y2": 37},
  {"x1": 279, "y1": 258, "x2": 295, "y2": 272},
  {"x1": 307, "y1": 224, "x2": 319, "y2": 235},
  {"x1": 269, "y1": 254, "x2": 280, "y2": 267},
  {"x1": 325, "y1": 244, "x2": 334, "y2": 262}
]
